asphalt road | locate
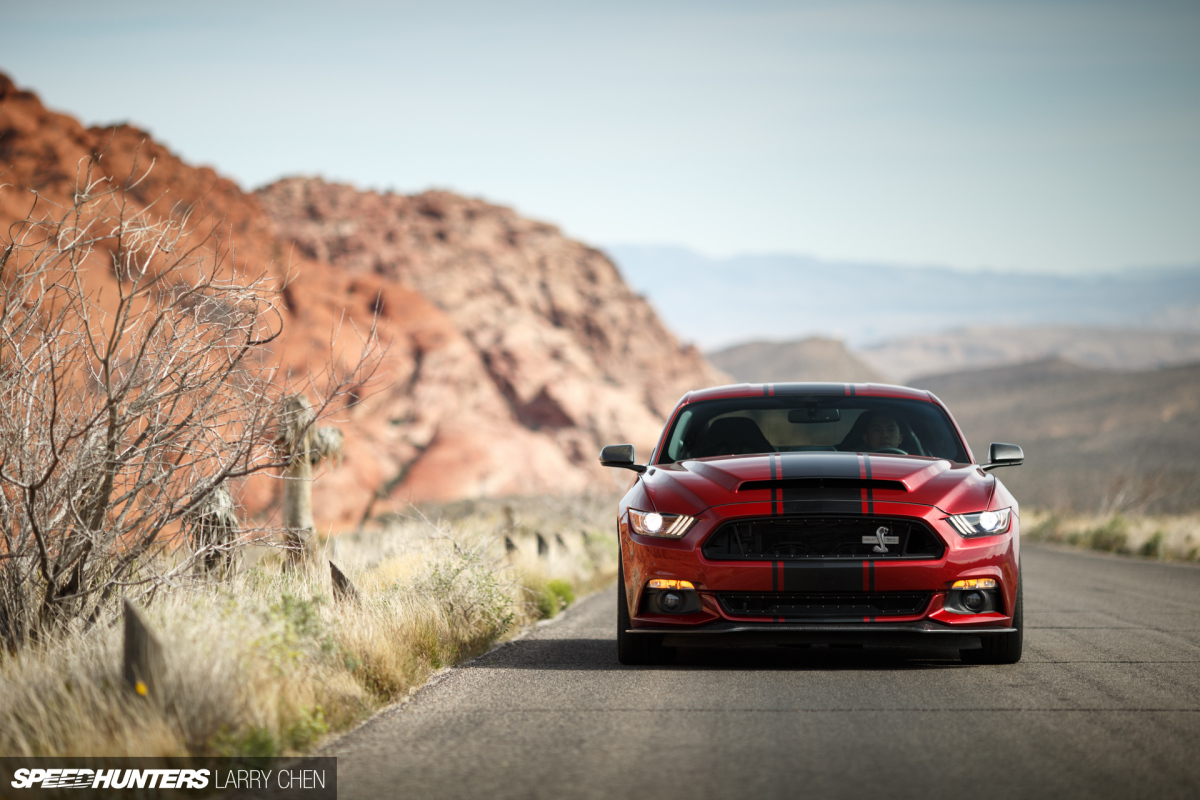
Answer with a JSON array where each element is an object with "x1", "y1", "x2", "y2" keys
[{"x1": 327, "y1": 544, "x2": 1200, "y2": 800}]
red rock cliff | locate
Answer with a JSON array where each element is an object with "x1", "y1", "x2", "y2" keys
[
  {"x1": 256, "y1": 179, "x2": 726, "y2": 474},
  {"x1": 0, "y1": 73, "x2": 725, "y2": 528}
]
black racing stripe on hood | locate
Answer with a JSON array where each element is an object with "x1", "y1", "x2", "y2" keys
[
  {"x1": 777, "y1": 452, "x2": 863, "y2": 515},
  {"x1": 779, "y1": 453, "x2": 862, "y2": 479},
  {"x1": 777, "y1": 497, "x2": 866, "y2": 515}
]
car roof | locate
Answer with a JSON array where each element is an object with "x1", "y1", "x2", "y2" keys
[{"x1": 680, "y1": 382, "x2": 936, "y2": 405}]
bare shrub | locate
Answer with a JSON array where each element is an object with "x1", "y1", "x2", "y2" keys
[
  {"x1": 1023, "y1": 509, "x2": 1200, "y2": 561},
  {"x1": 1099, "y1": 469, "x2": 1174, "y2": 516},
  {"x1": 0, "y1": 158, "x2": 372, "y2": 649}
]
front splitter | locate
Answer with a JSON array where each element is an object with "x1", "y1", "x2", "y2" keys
[{"x1": 627, "y1": 621, "x2": 1016, "y2": 650}]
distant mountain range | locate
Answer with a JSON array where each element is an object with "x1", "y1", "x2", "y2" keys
[
  {"x1": 859, "y1": 326, "x2": 1200, "y2": 382},
  {"x1": 606, "y1": 245, "x2": 1200, "y2": 349},
  {"x1": 914, "y1": 359, "x2": 1200, "y2": 514}
]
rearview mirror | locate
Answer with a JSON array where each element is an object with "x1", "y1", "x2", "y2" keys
[
  {"x1": 981, "y1": 442, "x2": 1023, "y2": 471},
  {"x1": 787, "y1": 407, "x2": 841, "y2": 423},
  {"x1": 600, "y1": 443, "x2": 647, "y2": 473}
]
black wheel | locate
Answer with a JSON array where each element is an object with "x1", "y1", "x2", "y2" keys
[
  {"x1": 617, "y1": 558, "x2": 671, "y2": 665},
  {"x1": 961, "y1": 564, "x2": 1023, "y2": 664}
]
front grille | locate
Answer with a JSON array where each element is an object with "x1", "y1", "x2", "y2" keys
[
  {"x1": 702, "y1": 516, "x2": 945, "y2": 560},
  {"x1": 719, "y1": 591, "x2": 932, "y2": 619}
]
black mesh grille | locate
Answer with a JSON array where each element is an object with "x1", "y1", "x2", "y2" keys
[
  {"x1": 718, "y1": 591, "x2": 932, "y2": 618},
  {"x1": 702, "y1": 516, "x2": 945, "y2": 560}
]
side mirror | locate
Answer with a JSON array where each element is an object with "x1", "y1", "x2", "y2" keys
[
  {"x1": 981, "y1": 442, "x2": 1023, "y2": 472},
  {"x1": 600, "y1": 443, "x2": 647, "y2": 474}
]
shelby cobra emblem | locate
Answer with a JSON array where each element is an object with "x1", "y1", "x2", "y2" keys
[{"x1": 865, "y1": 525, "x2": 899, "y2": 553}]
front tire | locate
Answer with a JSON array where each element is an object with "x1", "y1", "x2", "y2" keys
[
  {"x1": 962, "y1": 564, "x2": 1023, "y2": 664},
  {"x1": 617, "y1": 558, "x2": 671, "y2": 665}
]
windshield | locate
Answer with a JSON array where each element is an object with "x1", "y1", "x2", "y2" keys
[{"x1": 659, "y1": 396, "x2": 969, "y2": 464}]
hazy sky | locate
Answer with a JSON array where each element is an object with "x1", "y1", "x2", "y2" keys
[{"x1": 3, "y1": 0, "x2": 1198, "y2": 274}]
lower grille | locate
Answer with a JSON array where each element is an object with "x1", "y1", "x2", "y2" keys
[
  {"x1": 718, "y1": 591, "x2": 932, "y2": 619},
  {"x1": 702, "y1": 516, "x2": 945, "y2": 560}
]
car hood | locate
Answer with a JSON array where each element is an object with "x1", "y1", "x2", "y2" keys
[{"x1": 642, "y1": 452, "x2": 995, "y2": 516}]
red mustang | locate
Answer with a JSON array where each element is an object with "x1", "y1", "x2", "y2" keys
[{"x1": 601, "y1": 382, "x2": 1024, "y2": 665}]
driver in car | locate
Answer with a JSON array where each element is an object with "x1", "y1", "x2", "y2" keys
[{"x1": 860, "y1": 412, "x2": 906, "y2": 454}]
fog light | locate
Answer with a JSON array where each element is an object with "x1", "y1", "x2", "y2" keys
[
  {"x1": 962, "y1": 590, "x2": 986, "y2": 611},
  {"x1": 952, "y1": 578, "x2": 997, "y2": 590},
  {"x1": 648, "y1": 579, "x2": 695, "y2": 590},
  {"x1": 661, "y1": 592, "x2": 683, "y2": 611}
]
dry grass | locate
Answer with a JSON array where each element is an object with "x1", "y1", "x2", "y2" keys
[
  {"x1": 0, "y1": 495, "x2": 617, "y2": 757},
  {"x1": 1023, "y1": 508, "x2": 1200, "y2": 561}
]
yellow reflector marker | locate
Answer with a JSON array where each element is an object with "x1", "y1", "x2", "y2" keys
[
  {"x1": 648, "y1": 579, "x2": 695, "y2": 590},
  {"x1": 952, "y1": 578, "x2": 997, "y2": 590}
]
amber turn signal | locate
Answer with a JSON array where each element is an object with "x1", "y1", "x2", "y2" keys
[
  {"x1": 648, "y1": 579, "x2": 694, "y2": 590},
  {"x1": 951, "y1": 578, "x2": 997, "y2": 590}
]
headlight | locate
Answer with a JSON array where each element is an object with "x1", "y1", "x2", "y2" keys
[
  {"x1": 947, "y1": 508, "x2": 1012, "y2": 537},
  {"x1": 628, "y1": 508, "x2": 696, "y2": 538}
]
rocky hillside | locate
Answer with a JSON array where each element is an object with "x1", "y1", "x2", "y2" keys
[
  {"x1": 707, "y1": 337, "x2": 884, "y2": 384},
  {"x1": 256, "y1": 178, "x2": 723, "y2": 480},
  {"x1": 0, "y1": 73, "x2": 723, "y2": 528}
]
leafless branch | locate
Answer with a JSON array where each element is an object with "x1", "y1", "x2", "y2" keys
[{"x1": 0, "y1": 162, "x2": 376, "y2": 648}]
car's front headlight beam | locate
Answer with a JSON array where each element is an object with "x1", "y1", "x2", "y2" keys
[
  {"x1": 628, "y1": 508, "x2": 696, "y2": 538},
  {"x1": 947, "y1": 508, "x2": 1012, "y2": 537}
]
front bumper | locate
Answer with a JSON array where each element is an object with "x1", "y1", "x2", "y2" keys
[{"x1": 621, "y1": 499, "x2": 1020, "y2": 641}]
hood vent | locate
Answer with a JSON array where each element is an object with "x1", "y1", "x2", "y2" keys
[{"x1": 737, "y1": 477, "x2": 907, "y2": 493}]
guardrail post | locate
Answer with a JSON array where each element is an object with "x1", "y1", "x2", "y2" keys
[
  {"x1": 123, "y1": 599, "x2": 164, "y2": 703},
  {"x1": 330, "y1": 561, "x2": 360, "y2": 605}
]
